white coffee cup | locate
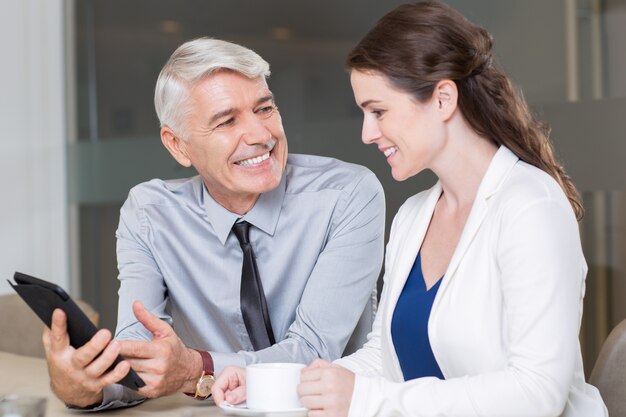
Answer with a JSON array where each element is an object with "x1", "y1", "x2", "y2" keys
[{"x1": 246, "y1": 363, "x2": 305, "y2": 411}]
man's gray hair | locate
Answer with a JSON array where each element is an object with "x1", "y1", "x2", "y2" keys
[{"x1": 154, "y1": 38, "x2": 271, "y2": 139}]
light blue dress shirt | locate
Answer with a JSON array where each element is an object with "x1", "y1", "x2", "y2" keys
[{"x1": 99, "y1": 154, "x2": 385, "y2": 409}]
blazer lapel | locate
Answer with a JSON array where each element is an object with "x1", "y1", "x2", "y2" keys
[
  {"x1": 436, "y1": 146, "x2": 520, "y2": 298},
  {"x1": 386, "y1": 183, "x2": 442, "y2": 308},
  {"x1": 384, "y1": 183, "x2": 442, "y2": 381}
]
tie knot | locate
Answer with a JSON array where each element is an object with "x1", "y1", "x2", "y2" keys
[{"x1": 232, "y1": 221, "x2": 251, "y2": 246}]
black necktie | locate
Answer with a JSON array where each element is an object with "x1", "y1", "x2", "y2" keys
[{"x1": 232, "y1": 221, "x2": 275, "y2": 350}]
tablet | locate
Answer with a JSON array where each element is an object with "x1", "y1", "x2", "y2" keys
[{"x1": 9, "y1": 271, "x2": 145, "y2": 390}]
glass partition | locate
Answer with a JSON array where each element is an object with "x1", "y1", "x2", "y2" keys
[{"x1": 69, "y1": 1, "x2": 626, "y2": 376}]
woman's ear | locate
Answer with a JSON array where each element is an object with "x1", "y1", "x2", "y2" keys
[
  {"x1": 434, "y1": 80, "x2": 458, "y2": 122},
  {"x1": 161, "y1": 127, "x2": 192, "y2": 168}
]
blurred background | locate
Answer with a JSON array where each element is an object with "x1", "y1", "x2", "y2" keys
[{"x1": 1, "y1": 0, "x2": 625, "y2": 378}]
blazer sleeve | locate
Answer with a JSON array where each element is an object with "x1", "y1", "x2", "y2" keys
[{"x1": 346, "y1": 197, "x2": 590, "y2": 417}]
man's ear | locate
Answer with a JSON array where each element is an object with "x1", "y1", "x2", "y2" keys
[
  {"x1": 161, "y1": 127, "x2": 192, "y2": 168},
  {"x1": 433, "y1": 79, "x2": 458, "y2": 122}
]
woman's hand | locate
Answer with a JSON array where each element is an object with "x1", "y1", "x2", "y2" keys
[
  {"x1": 298, "y1": 359, "x2": 355, "y2": 417},
  {"x1": 211, "y1": 366, "x2": 247, "y2": 405}
]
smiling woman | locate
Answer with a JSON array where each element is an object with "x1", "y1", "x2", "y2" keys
[
  {"x1": 350, "y1": 70, "x2": 445, "y2": 183},
  {"x1": 293, "y1": 2, "x2": 608, "y2": 417}
]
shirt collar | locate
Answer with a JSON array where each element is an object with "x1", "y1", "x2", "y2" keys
[{"x1": 201, "y1": 174, "x2": 287, "y2": 245}]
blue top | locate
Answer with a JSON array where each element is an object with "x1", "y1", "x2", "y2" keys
[{"x1": 391, "y1": 250, "x2": 444, "y2": 380}]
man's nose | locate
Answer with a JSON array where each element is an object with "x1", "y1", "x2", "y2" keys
[{"x1": 241, "y1": 114, "x2": 273, "y2": 144}]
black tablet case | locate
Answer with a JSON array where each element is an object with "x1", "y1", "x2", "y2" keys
[{"x1": 9, "y1": 271, "x2": 145, "y2": 390}]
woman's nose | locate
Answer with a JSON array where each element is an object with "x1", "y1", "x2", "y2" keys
[{"x1": 361, "y1": 117, "x2": 381, "y2": 144}]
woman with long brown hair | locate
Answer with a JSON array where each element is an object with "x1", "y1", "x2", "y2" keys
[{"x1": 294, "y1": 2, "x2": 606, "y2": 416}]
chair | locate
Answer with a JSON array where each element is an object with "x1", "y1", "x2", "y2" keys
[
  {"x1": 589, "y1": 318, "x2": 626, "y2": 417},
  {"x1": 0, "y1": 293, "x2": 99, "y2": 358}
]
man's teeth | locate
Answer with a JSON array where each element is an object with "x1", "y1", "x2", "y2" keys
[
  {"x1": 237, "y1": 152, "x2": 270, "y2": 166},
  {"x1": 384, "y1": 147, "x2": 398, "y2": 157}
]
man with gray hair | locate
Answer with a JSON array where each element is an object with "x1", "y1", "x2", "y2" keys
[{"x1": 43, "y1": 37, "x2": 384, "y2": 410}]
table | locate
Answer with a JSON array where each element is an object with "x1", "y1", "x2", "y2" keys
[{"x1": 0, "y1": 351, "x2": 223, "y2": 416}]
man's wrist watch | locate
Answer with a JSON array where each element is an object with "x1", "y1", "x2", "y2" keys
[{"x1": 186, "y1": 350, "x2": 215, "y2": 399}]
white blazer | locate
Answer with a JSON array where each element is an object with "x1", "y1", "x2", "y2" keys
[{"x1": 336, "y1": 146, "x2": 607, "y2": 417}]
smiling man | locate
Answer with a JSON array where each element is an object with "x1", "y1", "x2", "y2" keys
[{"x1": 43, "y1": 38, "x2": 385, "y2": 410}]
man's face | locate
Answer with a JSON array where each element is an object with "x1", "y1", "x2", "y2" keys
[{"x1": 164, "y1": 71, "x2": 288, "y2": 214}]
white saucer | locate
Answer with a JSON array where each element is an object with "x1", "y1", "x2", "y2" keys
[{"x1": 219, "y1": 401, "x2": 307, "y2": 417}]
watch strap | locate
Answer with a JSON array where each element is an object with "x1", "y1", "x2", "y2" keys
[
  {"x1": 184, "y1": 349, "x2": 214, "y2": 399},
  {"x1": 195, "y1": 349, "x2": 214, "y2": 376}
]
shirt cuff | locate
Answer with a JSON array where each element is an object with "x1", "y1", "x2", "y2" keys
[
  {"x1": 210, "y1": 351, "x2": 247, "y2": 375},
  {"x1": 66, "y1": 384, "x2": 145, "y2": 412}
]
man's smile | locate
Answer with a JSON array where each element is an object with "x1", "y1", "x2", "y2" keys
[{"x1": 235, "y1": 151, "x2": 271, "y2": 166}]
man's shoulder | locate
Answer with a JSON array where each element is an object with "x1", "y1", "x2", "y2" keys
[
  {"x1": 127, "y1": 175, "x2": 203, "y2": 208},
  {"x1": 285, "y1": 154, "x2": 380, "y2": 195}
]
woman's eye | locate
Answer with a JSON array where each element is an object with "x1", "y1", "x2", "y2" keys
[{"x1": 372, "y1": 110, "x2": 385, "y2": 118}]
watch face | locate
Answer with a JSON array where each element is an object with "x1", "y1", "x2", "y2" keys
[{"x1": 197, "y1": 374, "x2": 215, "y2": 398}]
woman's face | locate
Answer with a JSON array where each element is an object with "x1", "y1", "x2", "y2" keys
[{"x1": 350, "y1": 70, "x2": 446, "y2": 181}]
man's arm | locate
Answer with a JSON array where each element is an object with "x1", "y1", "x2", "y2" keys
[{"x1": 76, "y1": 189, "x2": 202, "y2": 410}]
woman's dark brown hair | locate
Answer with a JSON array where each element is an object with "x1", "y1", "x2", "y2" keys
[{"x1": 347, "y1": 1, "x2": 583, "y2": 220}]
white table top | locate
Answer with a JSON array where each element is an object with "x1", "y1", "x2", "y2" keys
[{"x1": 0, "y1": 351, "x2": 224, "y2": 417}]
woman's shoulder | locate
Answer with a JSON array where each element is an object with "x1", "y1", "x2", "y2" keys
[
  {"x1": 495, "y1": 160, "x2": 577, "y2": 221},
  {"x1": 505, "y1": 161, "x2": 570, "y2": 202}
]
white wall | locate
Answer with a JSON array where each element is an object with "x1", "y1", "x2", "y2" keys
[{"x1": 0, "y1": 0, "x2": 68, "y2": 294}]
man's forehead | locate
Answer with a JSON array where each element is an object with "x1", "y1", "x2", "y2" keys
[{"x1": 195, "y1": 71, "x2": 272, "y2": 104}]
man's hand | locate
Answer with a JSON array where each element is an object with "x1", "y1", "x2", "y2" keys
[
  {"x1": 43, "y1": 309, "x2": 131, "y2": 408},
  {"x1": 212, "y1": 366, "x2": 247, "y2": 406},
  {"x1": 298, "y1": 359, "x2": 355, "y2": 417},
  {"x1": 118, "y1": 301, "x2": 202, "y2": 398}
]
